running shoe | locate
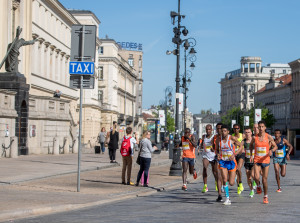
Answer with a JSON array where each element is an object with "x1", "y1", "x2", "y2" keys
[
  {"x1": 182, "y1": 184, "x2": 187, "y2": 191},
  {"x1": 276, "y1": 188, "x2": 282, "y2": 193},
  {"x1": 193, "y1": 170, "x2": 197, "y2": 179},
  {"x1": 216, "y1": 195, "x2": 223, "y2": 202},
  {"x1": 202, "y1": 184, "x2": 208, "y2": 193},
  {"x1": 256, "y1": 186, "x2": 262, "y2": 194},
  {"x1": 237, "y1": 186, "x2": 241, "y2": 195},
  {"x1": 249, "y1": 190, "x2": 254, "y2": 198},
  {"x1": 252, "y1": 181, "x2": 257, "y2": 190},
  {"x1": 127, "y1": 181, "x2": 135, "y2": 186},
  {"x1": 239, "y1": 183, "x2": 244, "y2": 192},
  {"x1": 263, "y1": 196, "x2": 269, "y2": 204},
  {"x1": 215, "y1": 181, "x2": 218, "y2": 191},
  {"x1": 223, "y1": 198, "x2": 231, "y2": 205}
]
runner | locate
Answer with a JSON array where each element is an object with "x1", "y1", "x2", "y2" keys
[
  {"x1": 215, "y1": 125, "x2": 242, "y2": 205},
  {"x1": 273, "y1": 129, "x2": 293, "y2": 192},
  {"x1": 252, "y1": 123, "x2": 259, "y2": 189},
  {"x1": 200, "y1": 125, "x2": 220, "y2": 196},
  {"x1": 232, "y1": 124, "x2": 245, "y2": 194},
  {"x1": 242, "y1": 127, "x2": 255, "y2": 197},
  {"x1": 180, "y1": 128, "x2": 198, "y2": 191},
  {"x1": 250, "y1": 120, "x2": 277, "y2": 204},
  {"x1": 212, "y1": 123, "x2": 224, "y2": 202}
]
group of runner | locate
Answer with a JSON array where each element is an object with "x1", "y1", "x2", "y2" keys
[{"x1": 180, "y1": 120, "x2": 293, "y2": 205}]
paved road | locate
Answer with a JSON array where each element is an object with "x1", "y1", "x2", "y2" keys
[{"x1": 7, "y1": 158, "x2": 300, "y2": 223}]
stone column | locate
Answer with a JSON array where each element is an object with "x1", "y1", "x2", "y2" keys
[
  {"x1": 53, "y1": 137, "x2": 59, "y2": 155},
  {"x1": 248, "y1": 63, "x2": 250, "y2": 73},
  {"x1": 63, "y1": 137, "x2": 69, "y2": 154},
  {"x1": 73, "y1": 138, "x2": 78, "y2": 154}
]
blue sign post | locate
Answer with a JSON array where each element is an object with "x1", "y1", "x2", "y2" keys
[{"x1": 69, "y1": 61, "x2": 94, "y2": 75}]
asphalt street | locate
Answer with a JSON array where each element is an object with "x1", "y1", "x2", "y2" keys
[{"x1": 6, "y1": 158, "x2": 300, "y2": 223}]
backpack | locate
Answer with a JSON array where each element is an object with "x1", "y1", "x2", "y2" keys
[{"x1": 120, "y1": 136, "x2": 131, "y2": 156}]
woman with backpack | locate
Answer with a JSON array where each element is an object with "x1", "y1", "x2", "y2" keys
[{"x1": 135, "y1": 130, "x2": 158, "y2": 187}]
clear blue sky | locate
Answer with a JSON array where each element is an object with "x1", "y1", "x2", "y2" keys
[{"x1": 60, "y1": 0, "x2": 300, "y2": 114}]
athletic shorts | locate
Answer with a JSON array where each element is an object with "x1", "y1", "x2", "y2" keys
[
  {"x1": 244, "y1": 162, "x2": 254, "y2": 170},
  {"x1": 236, "y1": 153, "x2": 245, "y2": 162},
  {"x1": 219, "y1": 160, "x2": 237, "y2": 172},
  {"x1": 182, "y1": 157, "x2": 195, "y2": 166},
  {"x1": 273, "y1": 157, "x2": 287, "y2": 165},
  {"x1": 255, "y1": 163, "x2": 270, "y2": 168}
]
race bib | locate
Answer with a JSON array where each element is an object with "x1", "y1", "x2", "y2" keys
[
  {"x1": 182, "y1": 142, "x2": 190, "y2": 150},
  {"x1": 205, "y1": 145, "x2": 212, "y2": 153},
  {"x1": 256, "y1": 147, "x2": 267, "y2": 156},
  {"x1": 222, "y1": 150, "x2": 233, "y2": 161},
  {"x1": 275, "y1": 150, "x2": 284, "y2": 158},
  {"x1": 245, "y1": 150, "x2": 251, "y2": 159}
]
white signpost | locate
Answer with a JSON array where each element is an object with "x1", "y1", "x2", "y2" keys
[
  {"x1": 255, "y1": 109, "x2": 262, "y2": 123},
  {"x1": 244, "y1": 116, "x2": 250, "y2": 126},
  {"x1": 159, "y1": 110, "x2": 165, "y2": 126}
]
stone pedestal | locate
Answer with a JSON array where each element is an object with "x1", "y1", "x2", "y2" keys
[
  {"x1": 0, "y1": 72, "x2": 30, "y2": 156},
  {"x1": 53, "y1": 137, "x2": 59, "y2": 155}
]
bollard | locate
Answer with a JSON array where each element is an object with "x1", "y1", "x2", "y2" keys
[
  {"x1": 64, "y1": 137, "x2": 69, "y2": 154},
  {"x1": 73, "y1": 138, "x2": 78, "y2": 154},
  {"x1": 10, "y1": 136, "x2": 18, "y2": 158},
  {"x1": 53, "y1": 137, "x2": 59, "y2": 155}
]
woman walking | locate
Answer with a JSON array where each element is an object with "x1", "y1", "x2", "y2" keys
[
  {"x1": 136, "y1": 130, "x2": 157, "y2": 187},
  {"x1": 108, "y1": 121, "x2": 119, "y2": 163},
  {"x1": 98, "y1": 127, "x2": 107, "y2": 154}
]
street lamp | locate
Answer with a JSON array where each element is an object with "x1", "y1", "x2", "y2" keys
[{"x1": 167, "y1": 0, "x2": 188, "y2": 176}]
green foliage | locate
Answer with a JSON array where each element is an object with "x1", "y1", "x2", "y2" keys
[
  {"x1": 200, "y1": 109, "x2": 213, "y2": 114},
  {"x1": 221, "y1": 106, "x2": 276, "y2": 131},
  {"x1": 166, "y1": 110, "x2": 175, "y2": 133}
]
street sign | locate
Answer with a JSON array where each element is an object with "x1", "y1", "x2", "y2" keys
[
  {"x1": 69, "y1": 61, "x2": 94, "y2": 75},
  {"x1": 71, "y1": 25, "x2": 96, "y2": 62},
  {"x1": 70, "y1": 75, "x2": 94, "y2": 89},
  {"x1": 255, "y1": 109, "x2": 262, "y2": 123}
]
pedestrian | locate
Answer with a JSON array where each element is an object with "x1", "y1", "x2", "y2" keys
[
  {"x1": 108, "y1": 121, "x2": 119, "y2": 163},
  {"x1": 98, "y1": 127, "x2": 106, "y2": 154},
  {"x1": 249, "y1": 120, "x2": 278, "y2": 204},
  {"x1": 135, "y1": 130, "x2": 158, "y2": 187},
  {"x1": 120, "y1": 127, "x2": 138, "y2": 185}
]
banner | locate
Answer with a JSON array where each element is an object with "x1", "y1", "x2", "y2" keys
[
  {"x1": 244, "y1": 116, "x2": 250, "y2": 126},
  {"x1": 254, "y1": 109, "x2": 262, "y2": 123},
  {"x1": 231, "y1": 120, "x2": 236, "y2": 128},
  {"x1": 159, "y1": 110, "x2": 165, "y2": 126},
  {"x1": 176, "y1": 93, "x2": 184, "y2": 113}
]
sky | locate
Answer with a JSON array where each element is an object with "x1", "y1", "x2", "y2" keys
[{"x1": 60, "y1": 0, "x2": 300, "y2": 114}]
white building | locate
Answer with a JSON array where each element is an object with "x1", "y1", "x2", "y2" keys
[
  {"x1": 220, "y1": 56, "x2": 291, "y2": 114},
  {"x1": 193, "y1": 114, "x2": 221, "y2": 139}
]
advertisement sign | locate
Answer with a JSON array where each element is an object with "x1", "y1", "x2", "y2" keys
[
  {"x1": 231, "y1": 120, "x2": 236, "y2": 128},
  {"x1": 176, "y1": 93, "x2": 184, "y2": 113},
  {"x1": 159, "y1": 110, "x2": 165, "y2": 126},
  {"x1": 255, "y1": 109, "x2": 262, "y2": 123},
  {"x1": 244, "y1": 116, "x2": 250, "y2": 126}
]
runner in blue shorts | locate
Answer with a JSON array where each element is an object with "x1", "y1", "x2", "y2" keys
[{"x1": 273, "y1": 129, "x2": 293, "y2": 192}]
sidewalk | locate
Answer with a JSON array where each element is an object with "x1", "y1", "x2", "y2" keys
[{"x1": 0, "y1": 150, "x2": 197, "y2": 222}]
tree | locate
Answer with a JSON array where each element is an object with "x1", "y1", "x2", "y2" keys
[
  {"x1": 221, "y1": 106, "x2": 276, "y2": 131},
  {"x1": 166, "y1": 110, "x2": 175, "y2": 133}
]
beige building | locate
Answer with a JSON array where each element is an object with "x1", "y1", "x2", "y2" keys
[
  {"x1": 0, "y1": 0, "x2": 101, "y2": 156},
  {"x1": 220, "y1": 56, "x2": 291, "y2": 114},
  {"x1": 98, "y1": 38, "x2": 142, "y2": 139},
  {"x1": 255, "y1": 74, "x2": 292, "y2": 132}
]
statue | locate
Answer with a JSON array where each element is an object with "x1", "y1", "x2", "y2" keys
[{"x1": 0, "y1": 26, "x2": 37, "y2": 73}]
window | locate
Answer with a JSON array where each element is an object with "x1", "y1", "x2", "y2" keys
[
  {"x1": 98, "y1": 46, "x2": 103, "y2": 55},
  {"x1": 138, "y1": 59, "x2": 142, "y2": 68},
  {"x1": 98, "y1": 90, "x2": 103, "y2": 102},
  {"x1": 283, "y1": 69, "x2": 286, "y2": 74},
  {"x1": 138, "y1": 71, "x2": 141, "y2": 78},
  {"x1": 98, "y1": 66, "x2": 103, "y2": 80},
  {"x1": 128, "y1": 58, "x2": 134, "y2": 67},
  {"x1": 139, "y1": 83, "x2": 142, "y2": 91}
]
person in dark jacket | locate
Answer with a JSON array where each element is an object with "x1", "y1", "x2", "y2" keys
[{"x1": 108, "y1": 121, "x2": 119, "y2": 163}]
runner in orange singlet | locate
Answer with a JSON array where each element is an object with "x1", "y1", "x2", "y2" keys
[
  {"x1": 180, "y1": 128, "x2": 197, "y2": 191},
  {"x1": 250, "y1": 120, "x2": 277, "y2": 204}
]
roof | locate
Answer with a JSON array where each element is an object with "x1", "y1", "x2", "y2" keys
[
  {"x1": 142, "y1": 113, "x2": 154, "y2": 121},
  {"x1": 202, "y1": 114, "x2": 221, "y2": 123},
  {"x1": 256, "y1": 74, "x2": 292, "y2": 94},
  {"x1": 68, "y1": 9, "x2": 101, "y2": 24}
]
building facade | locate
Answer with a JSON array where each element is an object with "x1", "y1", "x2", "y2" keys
[
  {"x1": 220, "y1": 56, "x2": 291, "y2": 114},
  {"x1": 255, "y1": 74, "x2": 292, "y2": 133},
  {"x1": 0, "y1": 0, "x2": 103, "y2": 155},
  {"x1": 193, "y1": 114, "x2": 221, "y2": 139}
]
